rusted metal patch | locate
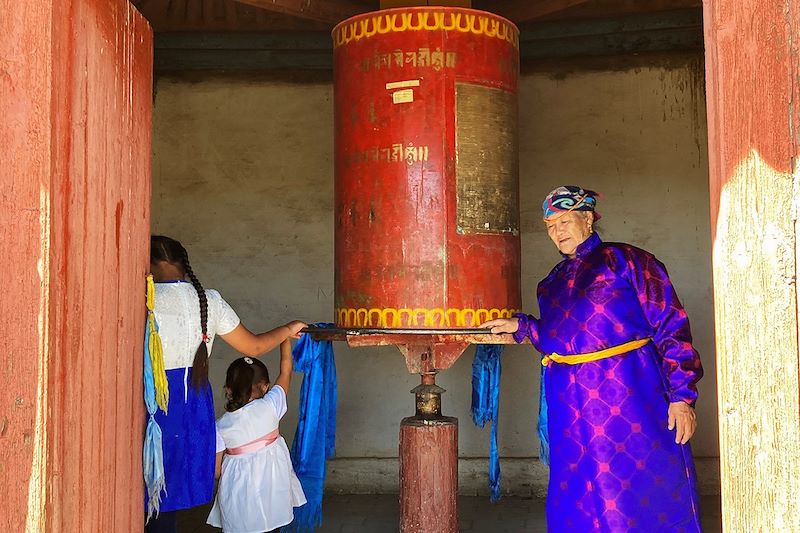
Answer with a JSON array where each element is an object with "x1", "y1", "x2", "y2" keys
[{"x1": 455, "y1": 82, "x2": 519, "y2": 235}]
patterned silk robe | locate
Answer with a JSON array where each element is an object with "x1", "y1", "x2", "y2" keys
[{"x1": 514, "y1": 233, "x2": 703, "y2": 532}]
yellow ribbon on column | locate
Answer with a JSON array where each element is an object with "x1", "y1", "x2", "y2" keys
[{"x1": 147, "y1": 274, "x2": 169, "y2": 413}]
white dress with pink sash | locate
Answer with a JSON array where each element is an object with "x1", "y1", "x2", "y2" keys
[{"x1": 207, "y1": 385, "x2": 306, "y2": 533}]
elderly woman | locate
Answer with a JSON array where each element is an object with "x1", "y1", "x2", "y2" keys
[{"x1": 484, "y1": 185, "x2": 703, "y2": 532}]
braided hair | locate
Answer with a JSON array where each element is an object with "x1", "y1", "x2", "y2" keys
[
  {"x1": 224, "y1": 357, "x2": 270, "y2": 412},
  {"x1": 150, "y1": 235, "x2": 210, "y2": 389}
]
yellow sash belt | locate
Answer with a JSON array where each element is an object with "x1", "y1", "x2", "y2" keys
[{"x1": 542, "y1": 338, "x2": 651, "y2": 367}]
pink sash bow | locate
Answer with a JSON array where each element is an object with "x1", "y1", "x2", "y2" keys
[{"x1": 226, "y1": 429, "x2": 280, "y2": 455}]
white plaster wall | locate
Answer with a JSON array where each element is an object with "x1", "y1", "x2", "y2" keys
[{"x1": 151, "y1": 56, "x2": 718, "y2": 482}]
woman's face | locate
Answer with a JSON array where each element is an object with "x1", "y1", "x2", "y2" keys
[{"x1": 545, "y1": 211, "x2": 593, "y2": 257}]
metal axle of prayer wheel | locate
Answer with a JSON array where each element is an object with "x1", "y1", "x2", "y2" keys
[{"x1": 413, "y1": 373, "x2": 445, "y2": 418}]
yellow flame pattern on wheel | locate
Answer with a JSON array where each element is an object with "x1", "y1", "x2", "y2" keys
[
  {"x1": 335, "y1": 307, "x2": 518, "y2": 328},
  {"x1": 334, "y1": 11, "x2": 519, "y2": 50}
]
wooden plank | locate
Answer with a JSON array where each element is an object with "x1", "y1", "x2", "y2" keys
[
  {"x1": 703, "y1": 0, "x2": 800, "y2": 530},
  {"x1": 132, "y1": 0, "x2": 333, "y2": 32},
  {"x1": 0, "y1": 0, "x2": 151, "y2": 530},
  {"x1": 152, "y1": 9, "x2": 702, "y2": 70},
  {"x1": 381, "y1": 0, "x2": 471, "y2": 7},
  {"x1": 233, "y1": 0, "x2": 368, "y2": 24},
  {"x1": 486, "y1": 0, "x2": 593, "y2": 23},
  {"x1": 519, "y1": 8, "x2": 701, "y2": 40},
  {"x1": 155, "y1": 31, "x2": 332, "y2": 49},
  {"x1": 495, "y1": 0, "x2": 702, "y2": 22},
  {"x1": 0, "y1": 2, "x2": 54, "y2": 530},
  {"x1": 155, "y1": 48, "x2": 335, "y2": 70},
  {"x1": 520, "y1": 27, "x2": 702, "y2": 59},
  {"x1": 46, "y1": 0, "x2": 151, "y2": 530}
]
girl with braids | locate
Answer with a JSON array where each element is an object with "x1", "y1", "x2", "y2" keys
[
  {"x1": 147, "y1": 235, "x2": 306, "y2": 533},
  {"x1": 207, "y1": 341, "x2": 306, "y2": 533}
]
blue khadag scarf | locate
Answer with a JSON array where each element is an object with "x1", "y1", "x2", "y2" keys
[
  {"x1": 538, "y1": 364, "x2": 550, "y2": 466},
  {"x1": 471, "y1": 344, "x2": 503, "y2": 502},
  {"x1": 286, "y1": 324, "x2": 337, "y2": 532},
  {"x1": 143, "y1": 317, "x2": 166, "y2": 520}
]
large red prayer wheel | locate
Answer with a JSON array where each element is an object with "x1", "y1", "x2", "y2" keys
[
  {"x1": 333, "y1": 7, "x2": 521, "y2": 336},
  {"x1": 332, "y1": 9, "x2": 520, "y2": 532}
]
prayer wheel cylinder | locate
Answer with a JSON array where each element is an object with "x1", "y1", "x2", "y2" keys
[{"x1": 333, "y1": 7, "x2": 521, "y2": 331}]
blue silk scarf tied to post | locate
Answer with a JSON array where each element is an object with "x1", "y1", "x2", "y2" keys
[
  {"x1": 287, "y1": 324, "x2": 337, "y2": 532},
  {"x1": 471, "y1": 344, "x2": 503, "y2": 503},
  {"x1": 538, "y1": 363, "x2": 550, "y2": 466},
  {"x1": 143, "y1": 318, "x2": 166, "y2": 520}
]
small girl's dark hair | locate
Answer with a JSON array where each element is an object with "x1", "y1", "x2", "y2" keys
[
  {"x1": 150, "y1": 235, "x2": 209, "y2": 390},
  {"x1": 225, "y1": 357, "x2": 270, "y2": 412}
]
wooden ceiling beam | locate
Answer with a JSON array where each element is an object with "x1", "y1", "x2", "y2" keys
[
  {"x1": 152, "y1": 9, "x2": 703, "y2": 71},
  {"x1": 485, "y1": 0, "x2": 594, "y2": 23},
  {"x1": 233, "y1": 0, "x2": 369, "y2": 25}
]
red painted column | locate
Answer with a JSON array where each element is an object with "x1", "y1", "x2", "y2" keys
[
  {"x1": 0, "y1": 4, "x2": 54, "y2": 530},
  {"x1": 0, "y1": 1, "x2": 152, "y2": 531},
  {"x1": 399, "y1": 421, "x2": 459, "y2": 532},
  {"x1": 703, "y1": 0, "x2": 800, "y2": 529}
]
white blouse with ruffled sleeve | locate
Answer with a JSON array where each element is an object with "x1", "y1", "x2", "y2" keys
[{"x1": 153, "y1": 281, "x2": 240, "y2": 370}]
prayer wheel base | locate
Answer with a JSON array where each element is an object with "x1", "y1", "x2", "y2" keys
[
  {"x1": 398, "y1": 413, "x2": 458, "y2": 532},
  {"x1": 399, "y1": 417, "x2": 458, "y2": 533}
]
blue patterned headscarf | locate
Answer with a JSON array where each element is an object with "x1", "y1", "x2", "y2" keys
[{"x1": 542, "y1": 185, "x2": 599, "y2": 220}]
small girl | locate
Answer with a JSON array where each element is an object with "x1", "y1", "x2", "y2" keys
[{"x1": 207, "y1": 340, "x2": 306, "y2": 532}]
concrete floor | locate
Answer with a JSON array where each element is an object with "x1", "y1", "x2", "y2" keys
[{"x1": 182, "y1": 494, "x2": 722, "y2": 532}]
